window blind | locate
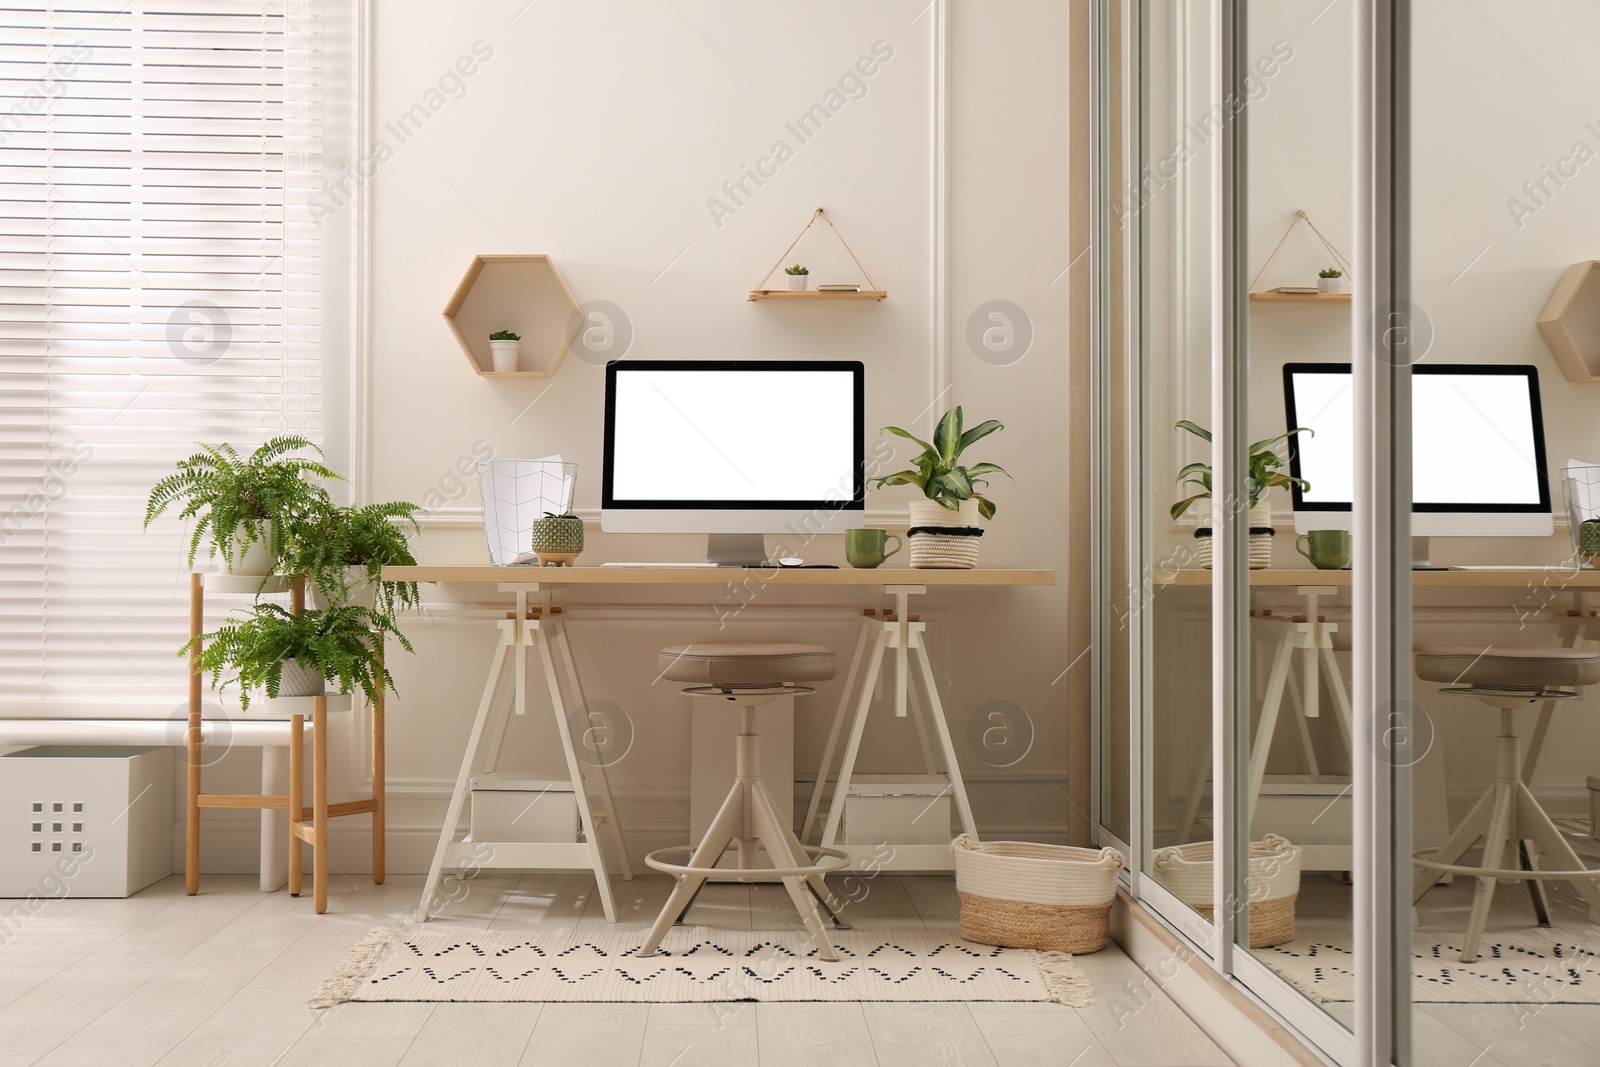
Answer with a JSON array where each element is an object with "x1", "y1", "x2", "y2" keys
[{"x1": 0, "y1": 0, "x2": 331, "y2": 712}]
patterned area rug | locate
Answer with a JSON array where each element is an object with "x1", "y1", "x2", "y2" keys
[
  {"x1": 1259, "y1": 928, "x2": 1600, "y2": 1003},
  {"x1": 311, "y1": 927, "x2": 1092, "y2": 1008}
]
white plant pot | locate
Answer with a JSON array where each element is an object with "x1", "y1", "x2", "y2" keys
[
  {"x1": 785, "y1": 274, "x2": 809, "y2": 291},
  {"x1": 308, "y1": 565, "x2": 378, "y2": 612},
  {"x1": 488, "y1": 340, "x2": 521, "y2": 373},
  {"x1": 1317, "y1": 276, "x2": 1346, "y2": 294},
  {"x1": 212, "y1": 521, "x2": 273, "y2": 576},
  {"x1": 274, "y1": 657, "x2": 325, "y2": 699},
  {"x1": 908, "y1": 498, "x2": 983, "y2": 569}
]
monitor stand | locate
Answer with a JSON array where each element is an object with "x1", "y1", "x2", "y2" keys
[
  {"x1": 1411, "y1": 536, "x2": 1446, "y2": 570},
  {"x1": 707, "y1": 534, "x2": 767, "y2": 568}
]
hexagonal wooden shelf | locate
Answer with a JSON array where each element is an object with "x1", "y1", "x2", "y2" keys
[
  {"x1": 1537, "y1": 260, "x2": 1600, "y2": 382},
  {"x1": 443, "y1": 254, "x2": 580, "y2": 378}
]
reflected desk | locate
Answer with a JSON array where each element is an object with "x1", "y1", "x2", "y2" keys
[
  {"x1": 1154, "y1": 567, "x2": 1600, "y2": 867},
  {"x1": 383, "y1": 566, "x2": 1055, "y2": 921}
]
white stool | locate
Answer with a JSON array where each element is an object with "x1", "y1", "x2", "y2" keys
[
  {"x1": 639, "y1": 643, "x2": 851, "y2": 961},
  {"x1": 1413, "y1": 645, "x2": 1600, "y2": 962}
]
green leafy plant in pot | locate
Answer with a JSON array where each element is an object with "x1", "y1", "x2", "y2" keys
[
  {"x1": 783, "y1": 263, "x2": 810, "y2": 291},
  {"x1": 874, "y1": 406, "x2": 1008, "y2": 569},
  {"x1": 1170, "y1": 420, "x2": 1309, "y2": 569},
  {"x1": 144, "y1": 436, "x2": 339, "y2": 577},
  {"x1": 488, "y1": 329, "x2": 521, "y2": 373},
  {"x1": 186, "y1": 602, "x2": 412, "y2": 711},
  {"x1": 285, "y1": 500, "x2": 422, "y2": 615}
]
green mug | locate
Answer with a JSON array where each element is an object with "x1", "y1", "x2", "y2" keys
[
  {"x1": 1295, "y1": 529, "x2": 1350, "y2": 570},
  {"x1": 845, "y1": 528, "x2": 903, "y2": 569}
]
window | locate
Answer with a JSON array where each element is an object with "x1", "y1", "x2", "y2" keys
[{"x1": 0, "y1": 1, "x2": 344, "y2": 710}]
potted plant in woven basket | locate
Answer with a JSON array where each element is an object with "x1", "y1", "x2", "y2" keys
[
  {"x1": 1170, "y1": 420, "x2": 1309, "y2": 569},
  {"x1": 1151, "y1": 834, "x2": 1301, "y2": 948},
  {"x1": 186, "y1": 602, "x2": 411, "y2": 712},
  {"x1": 144, "y1": 435, "x2": 339, "y2": 578},
  {"x1": 874, "y1": 406, "x2": 1008, "y2": 569},
  {"x1": 951, "y1": 835, "x2": 1124, "y2": 954}
]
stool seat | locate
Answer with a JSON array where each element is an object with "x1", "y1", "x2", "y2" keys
[
  {"x1": 1415, "y1": 646, "x2": 1600, "y2": 690},
  {"x1": 658, "y1": 643, "x2": 837, "y2": 687}
]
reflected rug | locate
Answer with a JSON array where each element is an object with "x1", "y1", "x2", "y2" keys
[
  {"x1": 1259, "y1": 927, "x2": 1600, "y2": 1003},
  {"x1": 311, "y1": 926, "x2": 1093, "y2": 1008}
]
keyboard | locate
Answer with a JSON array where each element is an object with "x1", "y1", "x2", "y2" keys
[{"x1": 600, "y1": 561, "x2": 720, "y2": 568}]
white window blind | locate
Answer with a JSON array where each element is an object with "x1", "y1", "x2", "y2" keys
[{"x1": 0, "y1": 0, "x2": 334, "y2": 712}]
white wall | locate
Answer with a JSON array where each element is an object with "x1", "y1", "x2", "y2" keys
[{"x1": 194, "y1": 1, "x2": 1076, "y2": 873}]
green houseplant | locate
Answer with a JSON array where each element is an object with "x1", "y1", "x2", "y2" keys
[
  {"x1": 286, "y1": 500, "x2": 422, "y2": 615},
  {"x1": 784, "y1": 263, "x2": 810, "y2": 291},
  {"x1": 187, "y1": 602, "x2": 411, "y2": 711},
  {"x1": 488, "y1": 329, "x2": 522, "y2": 373},
  {"x1": 874, "y1": 406, "x2": 1008, "y2": 568},
  {"x1": 144, "y1": 436, "x2": 339, "y2": 575},
  {"x1": 1170, "y1": 420, "x2": 1309, "y2": 569},
  {"x1": 1317, "y1": 267, "x2": 1346, "y2": 294}
]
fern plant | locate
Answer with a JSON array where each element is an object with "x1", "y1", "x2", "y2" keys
[
  {"x1": 144, "y1": 436, "x2": 341, "y2": 568},
  {"x1": 283, "y1": 500, "x2": 422, "y2": 615},
  {"x1": 186, "y1": 602, "x2": 412, "y2": 711},
  {"x1": 872, "y1": 405, "x2": 1008, "y2": 519}
]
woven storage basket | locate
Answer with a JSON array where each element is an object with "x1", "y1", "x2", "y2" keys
[
  {"x1": 1192, "y1": 530, "x2": 1273, "y2": 569},
  {"x1": 1151, "y1": 834, "x2": 1300, "y2": 948},
  {"x1": 909, "y1": 532, "x2": 981, "y2": 569},
  {"x1": 952, "y1": 835, "x2": 1124, "y2": 954}
]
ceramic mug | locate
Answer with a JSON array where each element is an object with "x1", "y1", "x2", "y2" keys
[
  {"x1": 1295, "y1": 529, "x2": 1350, "y2": 570},
  {"x1": 845, "y1": 528, "x2": 903, "y2": 569}
]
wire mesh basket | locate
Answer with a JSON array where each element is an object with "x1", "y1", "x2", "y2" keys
[
  {"x1": 1561, "y1": 464, "x2": 1600, "y2": 567},
  {"x1": 478, "y1": 458, "x2": 578, "y2": 566}
]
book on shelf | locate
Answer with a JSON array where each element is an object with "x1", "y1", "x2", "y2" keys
[
  {"x1": 817, "y1": 283, "x2": 862, "y2": 292},
  {"x1": 1269, "y1": 285, "x2": 1321, "y2": 294}
]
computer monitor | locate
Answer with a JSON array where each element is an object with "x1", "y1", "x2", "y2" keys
[
  {"x1": 601, "y1": 359, "x2": 865, "y2": 565},
  {"x1": 1282, "y1": 363, "x2": 1553, "y2": 564}
]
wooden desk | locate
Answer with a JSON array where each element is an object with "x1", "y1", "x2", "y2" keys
[
  {"x1": 1154, "y1": 567, "x2": 1600, "y2": 588},
  {"x1": 385, "y1": 565, "x2": 1055, "y2": 917}
]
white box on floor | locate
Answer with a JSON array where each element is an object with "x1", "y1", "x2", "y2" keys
[
  {"x1": 469, "y1": 774, "x2": 579, "y2": 842},
  {"x1": 0, "y1": 745, "x2": 173, "y2": 898},
  {"x1": 843, "y1": 775, "x2": 953, "y2": 846}
]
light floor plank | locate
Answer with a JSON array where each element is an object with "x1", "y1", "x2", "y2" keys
[
  {"x1": 519, "y1": 1002, "x2": 647, "y2": 1067},
  {"x1": 863, "y1": 1003, "x2": 998, "y2": 1067},
  {"x1": 756, "y1": 1003, "x2": 875, "y2": 1067},
  {"x1": 396, "y1": 1002, "x2": 540, "y2": 1067},
  {"x1": 1072, "y1": 952, "x2": 1233, "y2": 1067},
  {"x1": 971, "y1": 1009, "x2": 1119, "y2": 1067},
  {"x1": 640, "y1": 1022, "x2": 758, "y2": 1067}
]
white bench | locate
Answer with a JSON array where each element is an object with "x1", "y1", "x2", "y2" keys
[{"x1": 0, "y1": 718, "x2": 297, "y2": 892}]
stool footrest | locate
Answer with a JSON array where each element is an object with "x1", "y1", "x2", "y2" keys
[
  {"x1": 644, "y1": 843, "x2": 850, "y2": 881},
  {"x1": 1413, "y1": 848, "x2": 1600, "y2": 882}
]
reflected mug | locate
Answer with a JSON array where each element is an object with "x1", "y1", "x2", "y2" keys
[
  {"x1": 1295, "y1": 529, "x2": 1350, "y2": 570},
  {"x1": 845, "y1": 528, "x2": 903, "y2": 569}
]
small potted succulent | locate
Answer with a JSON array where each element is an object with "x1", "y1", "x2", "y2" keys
[
  {"x1": 186, "y1": 602, "x2": 411, "y2": 711},
  {"x1": 1317, "y1": 267, "x2": 1346, "y2": 294},
  {"x1": 783, "y1": 264, "x2": 810, "y2": 291},
  {"x1": 530, "y1": 509, "x2": 584, "y2": 567},
  {"x1": 874, "y1": 406, "x2": 1008, "y2": 569},
  {"x1": 488, "y1": 329, "x2": 521, "y2": 372},
  {"x1": 1171, "y1": 420, "x2": 1310, "y2": 569},
  {"x1": 144, "y1": 435, "x2": 338, "y2": 577},
  {"x1": 286, "y1": 499, "x2": 422, "y2": 615}
]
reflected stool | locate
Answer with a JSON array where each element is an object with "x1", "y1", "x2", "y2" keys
[
  {"x1": 638, "y1": 643, "x2": 851, "y2": 960},
  {"x1": 1412, "y1": 645, "x2": 1600, "y2": 962}
]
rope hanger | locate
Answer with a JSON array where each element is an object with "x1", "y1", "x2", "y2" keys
[
  {"x1": 754, "y1": 207, "x2": 882, "y2": 292},
  {"x1": 1248, "y1": 209, "x2": 1354, "y2": 294}
]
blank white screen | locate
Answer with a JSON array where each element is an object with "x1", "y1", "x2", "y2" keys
[
  {"x1": 1290, "y1": 370, "x2": 1544, "y2": 506},
  {"x1": 610, "y1": 368, "x2": 856, "y2": 502}
]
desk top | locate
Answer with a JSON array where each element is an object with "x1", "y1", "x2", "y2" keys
[
  {"x1": 1153, "y1": 567, "x2": 1600, "y2": 588},
  {"x1": 382, "y1": 565, "x2": 1055, "y2": 588}
]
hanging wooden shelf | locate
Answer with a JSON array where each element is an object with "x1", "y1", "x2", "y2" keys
[
  {"x1": 1537, "y1": 260, "x2": 1600, "y2": 382},
  {"x1": 1247, "y1": 209, "x2": 1353, "y2": 303},
  {"x1": 748, "y1": 207, "x2": 886, "y2": 302},
  {"x1": 749, "y1": 288, "x2": 888, "y2": 302},
  {"x1": 1248, "y1": 291, "x2": 1352, "y2": 304}
]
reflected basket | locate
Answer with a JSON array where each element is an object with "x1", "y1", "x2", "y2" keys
[
  {"x1": 478, "y1": 459, "x2": 578, "y2": 566},
  {"x1": 1562, "y1": 465, "x2": 1600, "y2": 568}
]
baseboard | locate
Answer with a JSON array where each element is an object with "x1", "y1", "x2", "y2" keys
[{"x1": 1110, "y1": 892, "x2": 1335, "y2": 1067}]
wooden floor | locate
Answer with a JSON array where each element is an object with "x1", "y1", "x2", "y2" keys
[
  {"x1": 0, "y1": 871, "x2": 1236, "y2": 1067},
  {"x1": 1277, "y1": 873, "x2": 1600, "y2": 1067}
]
